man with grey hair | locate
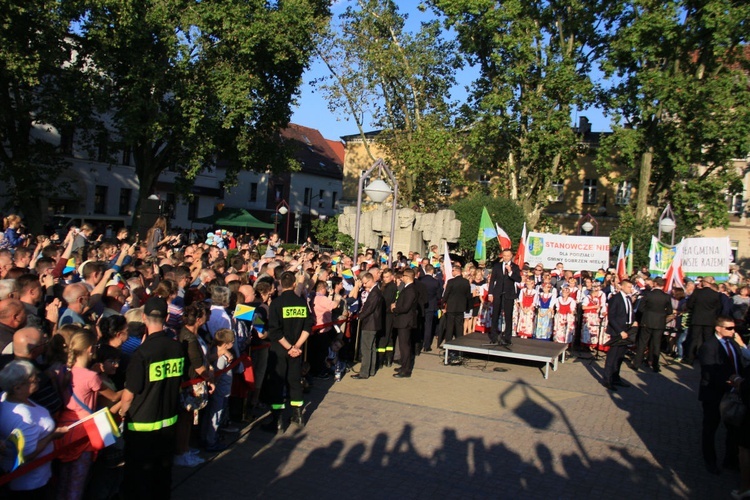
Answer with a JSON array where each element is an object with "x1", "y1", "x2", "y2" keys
[
  {"x1": 0, "y1": 279, "x2": 17, "y2": 300},
  {"x1": 59, "y1": 282, "x2": 89, "y2": 326}
]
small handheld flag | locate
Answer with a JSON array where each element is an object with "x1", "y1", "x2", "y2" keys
[
  {"x1": 68, "y1": 408, "x2": 121, "y2": 450},
  {"x1": 233, "y1": 304, "x2": 256, "y2": 322}
]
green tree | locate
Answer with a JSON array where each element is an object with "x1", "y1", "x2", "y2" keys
[
  {"x1": 596, "y1": 0, "x2": 750, "y2": 235},
  {"x1": 80, "y1": 0, "x2": 330, "y2": 232},
  {"x1": 311, "y1": 215, "x2": 353, "y2": 254},
  {"x1": 314, "y1": 0, "x2": 465, "y2": 209},
  {"x1": 433, "y1": 0, "x2": 606, "y2": 226},
  {"x1": 607, "y1": 205, "x2": 656, "y2": 271},
  {"x1": 0, "y1": 0, "x2": 88, "y2": 232},
  {"x1": 449, "y1": 193, "x2": 526, "y2": 260}
]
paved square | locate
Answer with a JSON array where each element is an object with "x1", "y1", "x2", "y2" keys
[{"x1": 172, "y1": 350, "x2": 735, "y2": 498}]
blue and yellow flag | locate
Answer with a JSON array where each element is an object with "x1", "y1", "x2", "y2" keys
[
  {"x1": 233, "y1": 304, "x2": 256, "y2": 322},
  {"x1": 341, "y1": 269, "x2": 354, "y2": 279}
]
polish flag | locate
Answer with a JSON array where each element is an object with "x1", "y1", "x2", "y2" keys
[
  {"x1": 663, "y1": 241, "x2": 686, "y2": 293},
  {"x1": 70, "y1": 408, "x2": 121, "y2": 450},
  {"x1": 616, "y1": 243, "x2": 628, "y2": 281},
  {"x1": 513, "y1": 222, "x2": 527, "y2": 267},
  {"x1": 495, "y1": 224, "x2": 512, "y2": 251}
]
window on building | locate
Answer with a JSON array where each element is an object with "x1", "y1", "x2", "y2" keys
[
  {"x1": 94, "y1": 185, "x2": 108, "y2": 214},
  {"x1": 60, "y1": 126, "x2": 74, "y2": 155},
  {"x1": 121, "y1": 147, "x2": 131, "y2": 166},
  {"x1": 119, "y1": 188, "x2": 131, "y2": 215},
  {"x1": 550, "y1": 180, "x2": 564, "y2": 202},
  {"x1": 304, "y1": 187, "x2": 312, "y2": 206},
  {"x1": 97, "y1": 132, "x2": 108, "y2": 163},
  {"x1": 727, "y1": 192, "x2": 744, "y2": 215},
  {"x1": 615, "y1": 181, "x2": 633, "y2": 206},
  {"x1": 583, "y1": 179, "x2": 597, "y2": 204},
  {"x1": 318, "y1": 189, "x2": 325, "y2": 208},
  {"x1": 331, "y1": 191, "x2": 338, "y2": 210},
  {"x1": 249, "y1": 182, "x2": 258, "y2": 202},
  {"x1": 188, "y1": 198, "x2": 198, "y2": 221}
]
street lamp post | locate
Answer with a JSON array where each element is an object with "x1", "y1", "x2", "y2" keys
[
  {"x1": 576, "y1": 213, "x2": 598, "y2": 236},
  {"x1": 353, "y1": 158, "x2": 398, "y2": 266},
  {"x1": 275, "y1": 199, "x2": 290, "y2": 243},
  {"x1": 658, "y1": 203, "x2": 676, "y2": 245}
]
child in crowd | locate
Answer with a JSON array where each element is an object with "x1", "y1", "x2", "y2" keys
[{"x1": 203, "y1": 328, "x2": 235, "y2": 452}]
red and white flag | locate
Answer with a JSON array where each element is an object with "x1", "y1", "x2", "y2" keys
[
  {"x1": 495, "y1": 224, "x2": 512, "y2": 251},
  {"x1": 616, "y1": 243, "x2": 628, "y2": 281},
  {"x1": 70, "y1": 408, "x2": 121, "y2": 450},
  {"x1": 443, "y1": 241, "x2": 452, "y2": 287},
  {"x1": 513, "y1": 222, "x2": 527, "y2": 267},
  {"x1": 663, "y1": 241, "x2": 686, "y2": 293}
]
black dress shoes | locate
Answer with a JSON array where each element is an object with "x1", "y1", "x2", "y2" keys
[
  {"x1": 652, "y1": 366, "x2": 661, "y2": 373},
  {"x1": 602, "y1": 382, "x2": 617, "y2": 391},
  {"x1": 350, "y1": 374, "x2": 368, "y2": 380},
  {"x1": 613, "y1": 380, "x2": 630, "y2": 388},
  {"x1": 393, "y1": 373, "x2": 411, "y2": 379}
]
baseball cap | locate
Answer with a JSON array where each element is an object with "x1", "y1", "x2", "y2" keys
[{"x1": 144, "y1": 297, "x2": 168, "y2": 318}]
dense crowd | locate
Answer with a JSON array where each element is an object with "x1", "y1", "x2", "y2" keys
[{"x1": 0, "y1": 213, "x2": 749, "y2": 499}]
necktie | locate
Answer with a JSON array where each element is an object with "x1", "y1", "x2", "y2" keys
[
  {"x1": 725, "y1": 339, "x2": 738, "y2": 374},
  {"x1": 624, "y1": 294, "x2": 631, "y2": 324}
]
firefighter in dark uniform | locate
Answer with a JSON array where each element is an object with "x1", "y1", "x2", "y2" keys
[
  {"x1": 118, "y1": 297, "x2": 184, "y2": 499},
  {"x1": 265, "y1": 270, "x2": 314, "y2": 433}
]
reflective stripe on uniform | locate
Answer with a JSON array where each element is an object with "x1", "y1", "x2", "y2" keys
[
  {"x1": 290, "y1": 400, "x2": 303, "y2": 407},
  {"x1": 127, "y1": 414, "x2": 178, "y2": 432},
  {"x1": 385, "y1": 346, "x2": 394, "y2": 352},
  {"x1": 271, "y1": 403, "x2": 285, "y2": 410},
  {"x1": 376, "y1": 348, "x2": 386, "y2": 353}
]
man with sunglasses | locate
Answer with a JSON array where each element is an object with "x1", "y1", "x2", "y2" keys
[{"x1": 698, "y1": 316, "x2": 742, "y2": 474}]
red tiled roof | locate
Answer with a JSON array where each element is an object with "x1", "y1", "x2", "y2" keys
[{"x1": 280, "y1": 123, "x2": 343, "y2": 179}]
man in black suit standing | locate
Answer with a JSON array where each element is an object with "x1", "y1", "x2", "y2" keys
[
  {"x1": 391, "y1": 268, "x2": 418, "y2": 378},
  {"x1": 419, "y1": 264, "x2": 442, "y2": 352},
  {"x1": 603, "y1": 279, "x2": 636, "y2": 391},
  {"x1": 633, "y1": 277, "x2": 674, "y2": 373},
  {"x1": 684, "y1": 277, "x2": 723, "y2": 365},
  {"x1": 489, "y1": 249, "x2": 522, "y2": 346},
  {"x1": 378, "y1": 268, "x2": 398, "y2": 367},
  {"x1": 441, "y1": 264, "x2": 472, "y2": 345},
  {"x1": 698, "y1": 316, "x2": 741, "y2": 474},
  {"x1": 351, "y1": 272, "x2": 382, "y2": 380}
]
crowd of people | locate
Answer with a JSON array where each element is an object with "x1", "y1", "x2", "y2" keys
[{"x1": 0, "y1": 212, "x2": 750, "y2": 498}]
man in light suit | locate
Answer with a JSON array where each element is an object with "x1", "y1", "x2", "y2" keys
[
  {"x1": 351, "y1": 272, "x2": 383, "y2": 380},
  {"x1": 633, "y1": 277, "x2": 674, "y2": 373},
  {"x1": 488, "y1": 249, "x2": 522, "y2": 346},
  {"x1": 603, "y1": 279, "x2": 636, "y2": 391}
]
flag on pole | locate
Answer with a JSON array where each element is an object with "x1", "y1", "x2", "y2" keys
[
  {"x1": 495, "y1": 223, "x2": 512, "y2": 251},
  {"x1": 443, "y1": 241, "x2": 452, "y2": 287},
  {"x1": 69, "y1": 408, "x2": 121, "y2": 450},
  {"x1": 513, "y1": 222, "x2": 527, "y2": 267},
  {"x1": 474, "y1": 207, "x2": 498, "y2": 261},
  {"x1": 233, "y1": 304, "x2": 256, "y2": 321},
  {"x1": 663, "y1": 240, "x2": 685, "y2": 293},
  {"x1": 626, "y1": 235, "x2": 634, "y2": 276},
  {"x1": 616, "y1": 243, "x2": 628, "y2": 281}
]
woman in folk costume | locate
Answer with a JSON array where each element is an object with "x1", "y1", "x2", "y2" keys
[
  {"x1": 566, "y1": 276, "x2": 582, "y2": 302},
  {"x1": 581, "y1": 281, "x2": 608, "y2": 349},
  {"x1": 516, "y1": 279, "x2": 538, "y2": 338},
  {"x1": 534, "y1": 282, "x2": 556, "y2": 339},
  {"x1": 553, "y1": 285, "x2": 577, "y2": 344}
]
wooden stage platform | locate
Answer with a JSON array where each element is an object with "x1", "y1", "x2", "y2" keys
[{"x1": 442, "y1": 333, "x2": 568, "y2": 379}]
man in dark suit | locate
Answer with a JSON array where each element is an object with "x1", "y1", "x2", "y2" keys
[
  {"x1": 419, "y1": 264, "x2": 442, "y2": 352},
  {"x1": 488, "y1": 249, "x2": 522, "y2": 346},
  {"x1": 698, "y1": 316, "x2": 741, "y2": 474},
  {"x1": 441, "y1": 264, "x2": 472, "y2": 346},
  {"x1": 603, "y1": 279, "x2": 636, "y2": 391},
  {"x1": 411, "y1": 268, "x2": 428, "y2": 354},
  {"x1": 633, "y1": 277, "x2": 674, "y2": 372},
  {"x1": 378, "y1": 268, "x2": 398, "y2": 367},
  {"x1": 391, "y1": 268, "x2": 418, "y2": 378},
  {"x1": 684, "y1": 277, "x2": 723, "y2": 364},
  {"x1": 351, "y1": 272, "x2": 383, "y2": 380}
]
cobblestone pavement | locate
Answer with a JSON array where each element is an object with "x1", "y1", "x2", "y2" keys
[{"x1": 172, "y1": 349, "x2": 737, "y2": 499}]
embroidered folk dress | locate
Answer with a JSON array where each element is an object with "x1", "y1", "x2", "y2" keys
[
  {"x1": 553, "y1": 296, "x2": 577, "y2": 343},
  {"x1": 534, "y1": 293, "x2": 555, "y2": 340}
]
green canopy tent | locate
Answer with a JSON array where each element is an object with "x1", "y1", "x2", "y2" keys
[{"x1": 212, "y1": 209, "x2": 274, "y2": 229}]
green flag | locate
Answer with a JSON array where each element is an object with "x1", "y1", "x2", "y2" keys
[
  {"x1": 626, "y1": 235, "x2": 634, "y2": 276},
  {"x1": 474, "y1": 207, "x2": 497, "y2": 262}
]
